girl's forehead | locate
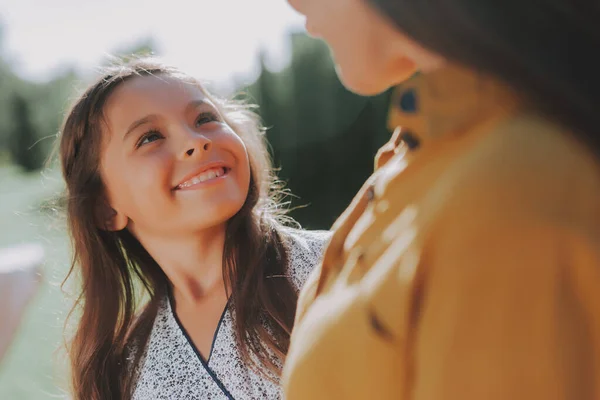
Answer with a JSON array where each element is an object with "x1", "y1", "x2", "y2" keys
[
  {"x1": 111, "y1": 74, "x2": 207, "y2": 104},
  {"x1": 103, "y1": 75, "x2": 214, "y2": 126}
]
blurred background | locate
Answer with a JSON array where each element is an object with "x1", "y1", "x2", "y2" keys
[{"x1": 0, "y1": 0, "x2": 397, "y2": 398}]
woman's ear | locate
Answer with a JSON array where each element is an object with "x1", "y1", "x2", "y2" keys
[{"x1": 94, "y1": 198, "x2": 128, "y2": 231}]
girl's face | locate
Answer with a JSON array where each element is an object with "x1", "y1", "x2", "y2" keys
[
  {"x1": 287, "y1": 0, "x2": 444, "y2": 95},
  {"x1": 99, "y1": 75, "x2": 251, "y2": 238}
]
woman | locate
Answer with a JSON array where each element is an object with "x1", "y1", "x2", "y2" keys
[
  {"x1": 282, "y1": 0, "x2": 600, "y2": 399},
  {"x1": 58, "y1": 58, "x2": 330, "y2": 400}
]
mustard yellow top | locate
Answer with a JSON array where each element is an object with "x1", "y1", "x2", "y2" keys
[{"x1": 282, "y1": 64, "x2": 600, "y2": 400}]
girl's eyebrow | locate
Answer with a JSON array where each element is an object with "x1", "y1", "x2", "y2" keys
[
  {"x1": 185, "y1": 99, "x2": 210, "y2": 113},
  {"x1": 123, "y1": 99, "x2": 211, "y2": 141},
  {"x1": 123, "y1": 114, "x2": 157, "y2": 141}
]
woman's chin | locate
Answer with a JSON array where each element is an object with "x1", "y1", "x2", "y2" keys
[{"x1": 335, "y1": 65, "x2": 391, "y2": 96}]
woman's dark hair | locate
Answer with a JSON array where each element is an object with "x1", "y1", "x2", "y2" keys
[
  {"x1": 368, "y1": 0, "x2": 600, "y2": 153},
  {"x1": 59, "y1": 58, "x2": 297, "y2": 399}
]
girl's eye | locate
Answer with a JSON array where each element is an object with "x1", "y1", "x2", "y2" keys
[
  {"x1": 136, "y1": 130, "x2": 164, "y2": 148},
  {"x1": 195, "y1": 111, "x2": 220, "y2": 127}
]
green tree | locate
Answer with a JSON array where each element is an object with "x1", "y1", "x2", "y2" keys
[
  {"x1": 246, "y1": 32, "x2": 393, "y2": 229},
  {"x1": 111, "y1": 37, "x2": 159, "y2": 64},
  {"x1": 9, "y1": 93, "x2": 42, "y2": 171}
]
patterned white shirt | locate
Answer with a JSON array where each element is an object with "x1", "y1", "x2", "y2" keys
[{"x1": 132, "y1": 228, "x2": 331, "y2": 400}]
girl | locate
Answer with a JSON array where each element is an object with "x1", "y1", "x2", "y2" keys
[
  {"x1": 59, "y1": 58, "x2": 330, "y2": 400},
  {"x1": 283, "y1": 0, "x2": 600, "y2": 399}
]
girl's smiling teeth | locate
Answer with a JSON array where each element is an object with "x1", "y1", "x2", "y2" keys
[{"x1": 176, "y1": 167, "x2": 228, "y2": 190}]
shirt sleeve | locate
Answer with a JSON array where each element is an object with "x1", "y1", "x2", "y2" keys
[{"x1": 283, "y1": 228, "x2": 332, "y2": 292}]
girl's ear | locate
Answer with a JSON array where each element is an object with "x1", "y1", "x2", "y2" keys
[{"x1": 94, "y1": 197, "x2": 128, "y2": 231}]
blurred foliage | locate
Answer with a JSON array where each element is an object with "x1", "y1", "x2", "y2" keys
[
  {"x1": 0, "y1": 65, "x2": 77, "y2": 170},
  {"x1": 246, "y1": 33, "x2": 393, "y2": 229},
  {"x1": 9, "y1": 93, "x2": 42, "y2": 171},
  {"x1": 111, "y1": 37, "x2": 158, "y2": 64},
  {"x1": 0, "y1": 33, "x2": 158, "y2": 172}
]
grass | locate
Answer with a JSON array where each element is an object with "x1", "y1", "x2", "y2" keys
[{"x1": 0, "y1": 166, "x2": 71, "y2": 399}]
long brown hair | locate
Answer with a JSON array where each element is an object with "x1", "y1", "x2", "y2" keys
[
  {"x1": 59, "y1": 59, "x2": 298, "y2": 399},
  {"x1": 367, "y1": 0, "x2": 600, "y2": 154}
]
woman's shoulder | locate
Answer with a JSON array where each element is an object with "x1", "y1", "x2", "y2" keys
[
  {"x1": 431, "y1": 112, "x2": 600, "y2": 231},
  {"x1": 484, "y1": 113, "x2": 599, "y2": 176},
  {"x1": 279, "y1": 227, "x2": 333, "y2": 290}
]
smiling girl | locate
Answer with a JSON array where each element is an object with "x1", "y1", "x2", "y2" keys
[{"x1": 58, "y1": 59, "x2": 330, "y2": 400}]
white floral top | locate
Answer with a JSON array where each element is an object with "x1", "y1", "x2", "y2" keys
[{"x1": 131, "y1": 228, "x2": 331, "y2": 400}]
